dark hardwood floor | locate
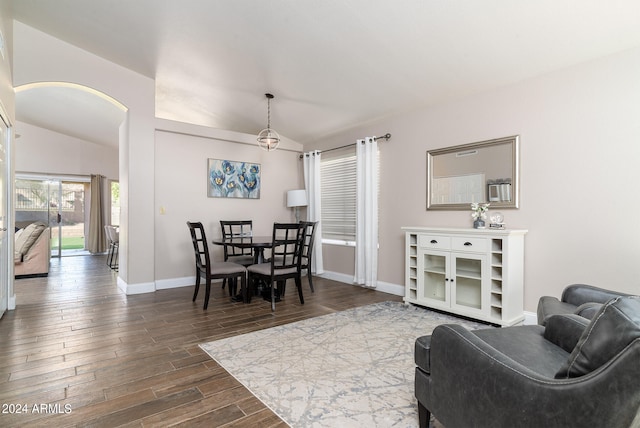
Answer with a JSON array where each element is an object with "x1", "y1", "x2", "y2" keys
[{"x1": 0, "y1": 255, "x2": 401, "y2": 427}]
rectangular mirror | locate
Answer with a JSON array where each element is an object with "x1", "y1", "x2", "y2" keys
[{"x1": 427, "y1": 135, "x2": 520, "y2": 210}]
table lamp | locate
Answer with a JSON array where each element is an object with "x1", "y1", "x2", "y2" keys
[{"x1": 287, "y1": 190, "x2": 308, "y2": 223}]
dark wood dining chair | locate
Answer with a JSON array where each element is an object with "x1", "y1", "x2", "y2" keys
[
  {"x1": 219, "y1": 220, "x2": 254, "y2": 262},
  {"x1": 299, "y1": 221, "x2": 318, "y2": 292},
  {"x1": 186, "y1": 221, "x2": 247, "y2": 309},
  {"x1": 247, "y1": 223, "x2": 305, "y2": 311},
  {"x1": 104, "y1": 225, "x2": 119, "y2": 270},
  {"x1": 219, "y1": 220, "x2": 254, "y2": 291}
]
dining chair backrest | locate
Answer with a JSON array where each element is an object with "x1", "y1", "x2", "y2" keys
[
  {"x1": 220, "y1": 220, "x2": 253, "y2": 259},
  {"x1": 299, "y1": 221, "x2": 318, "y2": 292},
  {"x1": 187, "y1": 221, "x2": 211, "y2": 274},
  {"x1": 270, "y1": 222, "x2": 304, "y2": 272},
  {"x1": 299, "y1": 221, "x2": 317, "y2": 267},
  {"x1": 104, "y1": 225, "x2": 120, "y2": 270},
  {"x1": 105, "y1": 225, "x2": 119, "y2": 244},
  {"x1": 104, "y1": 225, "x2": 112, "y2": 245}
]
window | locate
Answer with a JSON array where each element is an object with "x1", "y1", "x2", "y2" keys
[{"x1": 320, "y1": 146, "x2": 356, "y2": 245}]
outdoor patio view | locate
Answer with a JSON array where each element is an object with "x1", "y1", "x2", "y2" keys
[{"x1": 15, "y1": 179, "x2": 86, "y2": 256}]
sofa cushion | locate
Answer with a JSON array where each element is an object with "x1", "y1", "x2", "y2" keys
[
  {"x1": 14, "y1": 221, "x2": 47, "y2": 262},
  {"x1": 555, "y1": 296, "x2": 640, "y2": 379}
]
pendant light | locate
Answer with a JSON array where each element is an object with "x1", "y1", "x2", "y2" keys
[{"x1": 257, "y1": 93, "x2": 280, "y2": 151}]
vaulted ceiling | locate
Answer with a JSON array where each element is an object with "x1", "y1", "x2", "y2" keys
[{"x1": 11, "y1": 0, "x2": 640, "y2": 148}]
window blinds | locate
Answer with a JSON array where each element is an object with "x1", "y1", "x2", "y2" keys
[{"x1": 320, "y1": 147, "x2": 356, "y2": 243}]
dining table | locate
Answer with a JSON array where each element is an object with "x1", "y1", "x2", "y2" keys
[
  {"x1": 211, "y1": 235, "x2": 274, "y2": 265},
  {"x1": 212, "y1": 235, "x2": 275, "y2": 303}
]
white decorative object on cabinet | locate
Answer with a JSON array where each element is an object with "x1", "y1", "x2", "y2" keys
[{"x1": 402, "y1": 227, "x2": 527, "y2": 326}]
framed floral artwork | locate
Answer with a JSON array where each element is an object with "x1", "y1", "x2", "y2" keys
[{"x1": 207, "y1": 159, "x2": 261, "y2": 199}]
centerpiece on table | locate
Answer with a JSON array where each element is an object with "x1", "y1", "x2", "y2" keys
[{"x1": 470, "y1": 202, "x2": 490, "y2": 229}]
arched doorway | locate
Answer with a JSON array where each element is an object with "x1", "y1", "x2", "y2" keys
[{"x1": 13, "y1": 82, "x2": 126, "y2": 258}]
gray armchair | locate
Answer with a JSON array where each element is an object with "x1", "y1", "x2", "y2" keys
[
  {"x1": 537, "y1": 283, "x2": 632, "y2": 325},
  {"x1": 414, "y1": 296, "x2": 640, "y2": 428}
]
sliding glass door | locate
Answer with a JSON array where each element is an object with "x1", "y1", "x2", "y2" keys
[{"x1": 15, "y1": 177, "x2": 88, "y2": 257}]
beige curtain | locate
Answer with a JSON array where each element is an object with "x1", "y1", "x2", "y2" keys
[{"x1": 87, "y1": 174, "x2": 107, "y2": 253}]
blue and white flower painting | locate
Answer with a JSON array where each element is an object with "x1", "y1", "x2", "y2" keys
[{"x1": 208, "y1": 159, "x2": 261, "y2": 199}]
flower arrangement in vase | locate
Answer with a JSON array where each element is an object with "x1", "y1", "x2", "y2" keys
[{"x1": 470, "y1": 202, "x2": 490, "y2": 229}]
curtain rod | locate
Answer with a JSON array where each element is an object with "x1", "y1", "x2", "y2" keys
[{"x1": 299, "y1": 133, "x2": 391, "y2": 158}]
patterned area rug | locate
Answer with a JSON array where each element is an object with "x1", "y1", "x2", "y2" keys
[{"x1": 200, "y1": 301, "x2": 488, "y2": 427}]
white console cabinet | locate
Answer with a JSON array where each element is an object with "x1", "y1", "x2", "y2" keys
[{"x1": 403, "y1": 227, "x2": 527, "y2": 326}]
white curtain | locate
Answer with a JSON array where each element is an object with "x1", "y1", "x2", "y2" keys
[
  {"x1": 303, "y1": 150, "x2": 324, "y2": 275},
  {"x1": 354, "y1": 137, "x2": 378, "y2": 287}
]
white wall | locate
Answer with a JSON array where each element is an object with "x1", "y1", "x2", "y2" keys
[
  {"x1": 14, "y1": 121, "x2": 118, "y2": 178},
  {"x1": 154, "y1": 119, "x2": 304, "y2": 288},
  {"x1": 316, "y1": 46, "x2": 640, "y2": 312},
  {"x1": 0, "y1": 4, "x2": 13, "y2": 121},
  {"x1": 0, "y1": 3, "x2": 15, "y2": 310}
]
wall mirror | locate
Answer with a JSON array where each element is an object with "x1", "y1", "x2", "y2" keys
[{"x1": 427, "y1": 135, "x2": 520, "y2": 210}]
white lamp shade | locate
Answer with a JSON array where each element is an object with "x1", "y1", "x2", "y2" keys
[{"x1": 287, "y1": 189, "x2": 308, "y2": 207}]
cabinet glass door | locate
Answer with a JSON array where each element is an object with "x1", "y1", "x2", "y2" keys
[
  {"x1": 451, "y1": 254, "x2": 484, "y2": 311},
  {"x1": 422, "y1": 252, "x2": 448, "y2": 303}
]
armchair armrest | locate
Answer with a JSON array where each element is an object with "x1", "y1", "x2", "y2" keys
[
  {"x1": 562, "y1": 283, "x2": 630, "y2": 306},
  {"x1": 537, "y1": 296, "x2": 577, "y2": 325}
]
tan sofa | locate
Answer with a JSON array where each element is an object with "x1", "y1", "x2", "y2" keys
[{"x1": 14, "y1": 221, "x2": 50, "y2": 278}]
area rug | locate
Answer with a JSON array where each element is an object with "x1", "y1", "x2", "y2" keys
[{"x1": 199, "y1": 301, "x2": 489, "y2": 427}]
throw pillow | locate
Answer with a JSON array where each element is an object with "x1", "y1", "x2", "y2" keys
[
  {"x1": 555, "y1": 296, "x2": 640, "y2": 378},
  {"x1": 14, "y1": 221, "x2": 47, "y2": 259},
  {"x1": 13, "y1": 228, "x2": 24, "y2": 262}
]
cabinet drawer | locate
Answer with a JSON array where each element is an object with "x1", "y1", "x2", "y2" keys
[
  {"x1": 418, "y1": 235, "x2": 451, "y2": 250},
  {"x1": 451, "y1": 237, "x2": 488, "y2": 253}
]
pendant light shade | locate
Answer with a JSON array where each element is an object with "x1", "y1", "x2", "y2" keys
[{"x1": 257, "y1": 93, "x2": 280, "y2": 151}]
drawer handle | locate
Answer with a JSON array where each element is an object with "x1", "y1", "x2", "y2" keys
[
  {"x1": 464, "y1": 242, "x2": 473, "y2": 246},
  {"x1": 430, "y1": 239, "x2": 438, "y2": 244}
]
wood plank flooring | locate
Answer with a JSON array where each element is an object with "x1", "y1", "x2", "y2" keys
[{"x1": 0, "y1": 256, "x2": 402, "y2": 427}]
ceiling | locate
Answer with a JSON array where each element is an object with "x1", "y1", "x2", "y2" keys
[{"x1": 11, "y1": 0, "x2": 640, "y2": 148}]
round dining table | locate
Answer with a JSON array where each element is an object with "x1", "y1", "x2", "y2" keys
[
  {"x1": 211, "y1": 235, "x2": 273, "y2": 264},
  {"x1": 212, "y1": 235, "x2": 276, "y2": 303}
]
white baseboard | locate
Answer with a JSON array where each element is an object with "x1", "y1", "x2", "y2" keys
[
  {"x1": 318, "y1": 271, "x2": 404, "y2": 297},
  {"x1": 155, "y1": 276, "x2": 196, "y2": 290},
  {"x1": 523, "y1": 311, "x2": 537, "y2": 325},
  {"x1": 115, "y1": 272, "x2": 537, "y2": 325},
  {"x1": 117, "y1": 277, "x2": 156, "y2": 295},
  {"x1": 319, "y1": 271, "x2": 538, "y2": 324}
]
